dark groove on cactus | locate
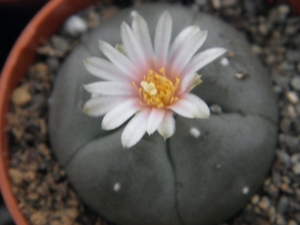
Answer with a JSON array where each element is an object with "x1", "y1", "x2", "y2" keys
[
  {"x1": 166, "y1": 138, "x2": 185, "y2": 225},
  {"x1": 63, "y1": 128, "x2": 120, "y2": 168}
]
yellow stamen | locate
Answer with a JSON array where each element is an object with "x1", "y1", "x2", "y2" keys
[{"x1": 133, "y1": 68, "x2": 181, "y2": 108}]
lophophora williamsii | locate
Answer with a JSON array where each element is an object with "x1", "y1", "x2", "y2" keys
[{"x1": 49, "y1": 3, "x2": 277, "y2": 225}]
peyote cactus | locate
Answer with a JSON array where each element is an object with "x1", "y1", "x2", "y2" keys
[{"x1": 49, "y1": 3, "x2": 278, "y2": 225}]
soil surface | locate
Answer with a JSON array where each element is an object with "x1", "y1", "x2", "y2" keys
[{"x1": 6, "y1": 0, "x2": 300, "y2": 225}]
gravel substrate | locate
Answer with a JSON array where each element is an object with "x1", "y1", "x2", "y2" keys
[{"x1": 6, "y1": 0, "x2": 300, "y2": 225}]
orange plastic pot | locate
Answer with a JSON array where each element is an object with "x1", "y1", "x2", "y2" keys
[{"x1": 0, "y1": 0, "x2": 97, "y2": 224}]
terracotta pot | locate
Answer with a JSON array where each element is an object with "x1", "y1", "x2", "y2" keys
[
  {"x1": 268, "y1": 0, "x2": 300, "y2": 14},
  {"x1": 288, "y1": 0, "x2": 300, "y2": 14},
  {"x1": 0, "y1": 0, "x2": 96, "y2": 224},
  {"x1": 0, "y1": 0, "x2": 48, "y2": 7}
]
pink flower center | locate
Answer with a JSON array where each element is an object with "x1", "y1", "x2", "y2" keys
[{"x1": 133, "y1": 68, "x2": 181, "y2": 108}]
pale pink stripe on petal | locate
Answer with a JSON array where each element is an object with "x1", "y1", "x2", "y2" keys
[
  {"x1": 121, "y1": 22, "x2": 148, "y2": 70},
  {"x1": 170, "y1": 31, "x2": 207, "y2": 74},
  {"x1": 154, "y1": 11, "x2": 172, "y2": 68},
  {"x1": 121, "y1": 109, "x2": 151, "y2": 148},
  {"x1": 183, "y1": 48, "x2": 227, "y2": 76},
  {"x1": 83, "y1": 96, "x2": 124, "y2": 117},
  {"x1": 102, "y1": 98, "x2": 142, "y2": 130},
  {"x1": 158, "y1": 110, "x2": 175, "y2": 140},
  {"x1": 98, "y1": 40, "x2": 139, "y2": 80},
  {"x1": 83, "y1": 81, "x2": 135, "y2": 96},
  {"x1": 184, "y1": 93, "x2": 210, "y2": 118},
  {"x1": 83, "y1": 57, "x2": 128, "y2": 81},
  {"x1": 146, "y1": 108, "x2": 165, "y2": 135},
  {"x1": 168, "y1": 97, "x2": 200, "y2": 119},
  {"x1": 132, "y1": 14, "x2": 154, "y2": 64}
]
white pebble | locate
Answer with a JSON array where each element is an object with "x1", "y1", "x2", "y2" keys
[
  {"x1": 189, "y1": 127, "x2": 201, "y2": 138},
  {"x1": 292, "y1": 163, "x2": 300, "y2": 175},
  {"x1": 64, "y1": 15, "x2": 87, "y2": 36},
  {"x1": 113, "y1": 183, "x2": 121, "y2": 192},
  {"x1": 285, "y1": 91, "x2": 299, "y2": 104},
  {"x1": 130, "y1": 10, "x2": 138, "y2": 18},
  {"x1": 220, "y1": 57, "x2": 229, "y2": 66},
  {"x1": 242, "y1": 186, "x2": 250, "y2": 195}
]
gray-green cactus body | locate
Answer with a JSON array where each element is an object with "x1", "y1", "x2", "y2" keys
[{"x1": 49, "y1": 3, "x2": 277, "y2": 225}]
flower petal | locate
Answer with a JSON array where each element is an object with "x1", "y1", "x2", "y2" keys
[
  {"x1": 154, "y1": 11, "x2": 172, "y2": 68},
  {"x1": 132, "y1": 14, "x2": 154, "y2": 62},
  {"x1": 83, "y1": 57, "x2": 127, "y2": 81},
  {"x1": 83, "y1": 81, "x2": 135, "y2": 96},
  {"x1": 98, "y1": 40, "x2": 138, "y2": 79},
  {"x1": 83, "y1": 96, "x2": 124, "y2": 117},
  {"x1": 168, "y1": 26, "x2": 199, "y2": 64},
  {"x1": 170, "y1": 30, "x2": 207, "y2": 74},
  {"x1": 158, "y1": 110, "x2": 175, "y2": 140},
  {"x1": 168, "y1": 97, "x2": 200, "y2": 119},
  {"x1": 102, "y1": 98, "x2": 142, "y2": 130},
  {"x1": 184, "y1": 93, "x2": 210, "y2": 118},
  {"x1": 121, "y1": 109, "x2": 151, "y2": 148},
  {"x1": 120, "y1": 22, "x2": 148, "y2": 70},
  {"x1": 146, "y1": 108, "x2": 165, "y2": 135},
  {"x1": 183, "y1": 47, "x2": 227, "y2": 75},
  {"x1": 179, "y1": 73, "x2": 202, "y2": 94}
]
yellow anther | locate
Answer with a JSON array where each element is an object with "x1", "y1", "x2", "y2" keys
[
  {"x1": 134, "y1": 67, "x2": 181, "y2": 108},
  {"x1": 141, "y1": 81, "x2": 157, "y2": 96}
]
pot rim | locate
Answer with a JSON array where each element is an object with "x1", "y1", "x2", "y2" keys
[{"x1": 0, "y1": 0, "x2": 96, "y2": 224}]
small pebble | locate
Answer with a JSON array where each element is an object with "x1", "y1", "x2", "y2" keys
[
  {"x1": 211, "y1": 0, "x2": 221, "y2": 9},
  {"x1": 209, "y1": 104, "x2": 222, "y2": 114},
  {"x1": 220, "y1": 57, "x2": 229, "y2": 66},
  {"x1": 292, "y1": 163, "x2": 300, "y2": 175},
  {"x1": 251, "y1": 45, "x2": 262, "y2": 54},
  {"x1": 242, "y1": 186, "x2": 249, "y2": 195},
  {"x1": 64, "y1": 15, "x2": 87, "y2": 36},
  {"x1": 114, "y1": 183, "x2": 121, "y2": 192},
  {"x1": 189, "y1": 127, "x2": 201, "y2": 138},
  {"x1": 195, "y1": 0, "x2": 207, "y2": 6},
  {"x1": 287, "y1": 220, "x2": 298, "y2": 225},
  {"x1": 277, "y1": 196, "x2": 289, "y2": 214},
  {"x1": 258, "y1": 196, "x2": 270, "y2": 210},
  {"x1": 235, "y1": 72, "x2": 249, "y2": 79},
  {"x1": 276, "y1": 214, "x2": 287, "y2": 225},
  {"x1": 285, "y1": 92, "x2": 299, "y2": 104},
  {"x1": 221, "y1": 0, "x2": 236, "y2": 7},
  {"x1": 291, "y1": 154, "x2": 300, "y2": 164},
  {"x1": 251, "y1": 195, "x2": 259, "y2": 205},
  {"x1": 11, "y1": 85, "x2": 32, "y2": 106},
  {"x1": 291, "y1": 76, "x2": 300, "y2": 91}
]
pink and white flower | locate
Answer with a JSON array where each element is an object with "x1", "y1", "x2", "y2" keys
[{"x1": 83, "y1": 11, "x2": 226, "y2": 148}]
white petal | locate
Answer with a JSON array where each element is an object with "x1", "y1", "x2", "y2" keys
[
  {"x1": 121, "y1": 109, "x2": 151, "y2": 148},
  {"x1": 99, "y1": 40, "x2": 138, "y2": 79},
  {"x1": 158, "y1": 110, "x2": 175, "y2": 140},
  {"x1": 83, "y1": 57, "x2": 127, "y2": 81},
  {"x1": 179, "y1": 73, "x2": 202, "y2": 94},
  {"x1": 132, "y1": 14, "x2": 154, "y2": 61},
  {"x1": 102, "y1": 98, "x2": 141, "y2": 130},
  {"x1": 170, "y1": 30, "x2": 207, "y2": 74},
  {"x1": 154, "y1": 11, "x2": 172, "y2": 68},
  {"x1": 168, "y1": 97, "x2": 200, "y2": 119},
  {"x1": 168, "y1": 26, "x2": 199, "y2": 63},
  {"x1": 185, "y1": 93, "x2": 210, "y2": 118},
  {"x1": 146, "y1": 108, "x2": 165, "y2": 135},
  {"x1": 183, "y1": 48, "x2": 227, "y2": 75},
  {"x1": 83, "y1": 96, "x2": 124, "y2": 117},
  {"x1": 84, "y1": 81, "x2": 134, "y2": 96},
  {"x1": 121, "y1": 22, "x2": 148, "y2": 69}
]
